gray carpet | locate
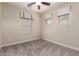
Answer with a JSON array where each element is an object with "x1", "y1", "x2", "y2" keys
[{"x1": 0, "y1": 39, "x2": 79, "y2": 56}]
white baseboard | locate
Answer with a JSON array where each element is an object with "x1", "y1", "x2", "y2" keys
[
  {"x1": 1, "y1": 37, "x2": 40, "y2": 47},
  {"x1": 42, "y1": 37, "x2": 79, "y2": 51},
  {"x1": 1, "y1": 36, "x2": 79, "y2": 52}
]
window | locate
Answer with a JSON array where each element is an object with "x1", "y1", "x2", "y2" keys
[
  {"x1": 57, "y1": 5, "x2": 70, "y2": 24},
  {"x1": 44, "y1": 12, "x2": 52, "y2": 24},
  {"x1": 46, "y1": 18, "x2": 52, "y2": 24},
  {"x1": 58, "y1": 13, "x2": 69, "y2": 23},
  {"x1": 19, "y1": 11, "x2": 33, "y2": 34}
]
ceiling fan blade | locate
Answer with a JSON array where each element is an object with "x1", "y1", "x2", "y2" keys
[
  {"x1": 28, "y1": 2, "x2": 36, "y2": 6},
  {"x1": 38, "y1": 5, "x2": 40, "y2": 9},
  {"x1": 41, "y1": 2, "x2": 50, "y2": 6}
]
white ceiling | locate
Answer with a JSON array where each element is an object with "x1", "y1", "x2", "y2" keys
[{"x1": 5, "y1": 2, "x2": 64, "y2": 14}]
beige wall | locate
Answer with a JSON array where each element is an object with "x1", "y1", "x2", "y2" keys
[
  {"x1": 1, "y1": 3, "x2": 41, "y2": 47},
  {"x1": 0, "y1": 3, "x2": 1, "y2": 47},
  {"x1": 41, "y1": 2, "x2": 79, "y2": 50}
]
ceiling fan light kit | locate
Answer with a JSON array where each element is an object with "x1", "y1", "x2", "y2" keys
[
  {"x1": 27, "y1": 2, "x2": 50, "y2": 10},
  {"x1": 36, "y1": 2, "x2": 41, "y2": 5}
]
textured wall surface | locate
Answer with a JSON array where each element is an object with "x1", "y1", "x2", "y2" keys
[
  {"x1": 0, "y1": 3, "x2": 1, "y2": 47},
  {"x1": 1, "y1": 3, "x2": 41, "y2": 47},
  {"x1": 41, "y1": 2, "x2": 79, "y2": 50}
]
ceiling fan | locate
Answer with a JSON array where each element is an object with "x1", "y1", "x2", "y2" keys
[{"x1": 27, "y1": 2, "x2": 50, "y2": 10}]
